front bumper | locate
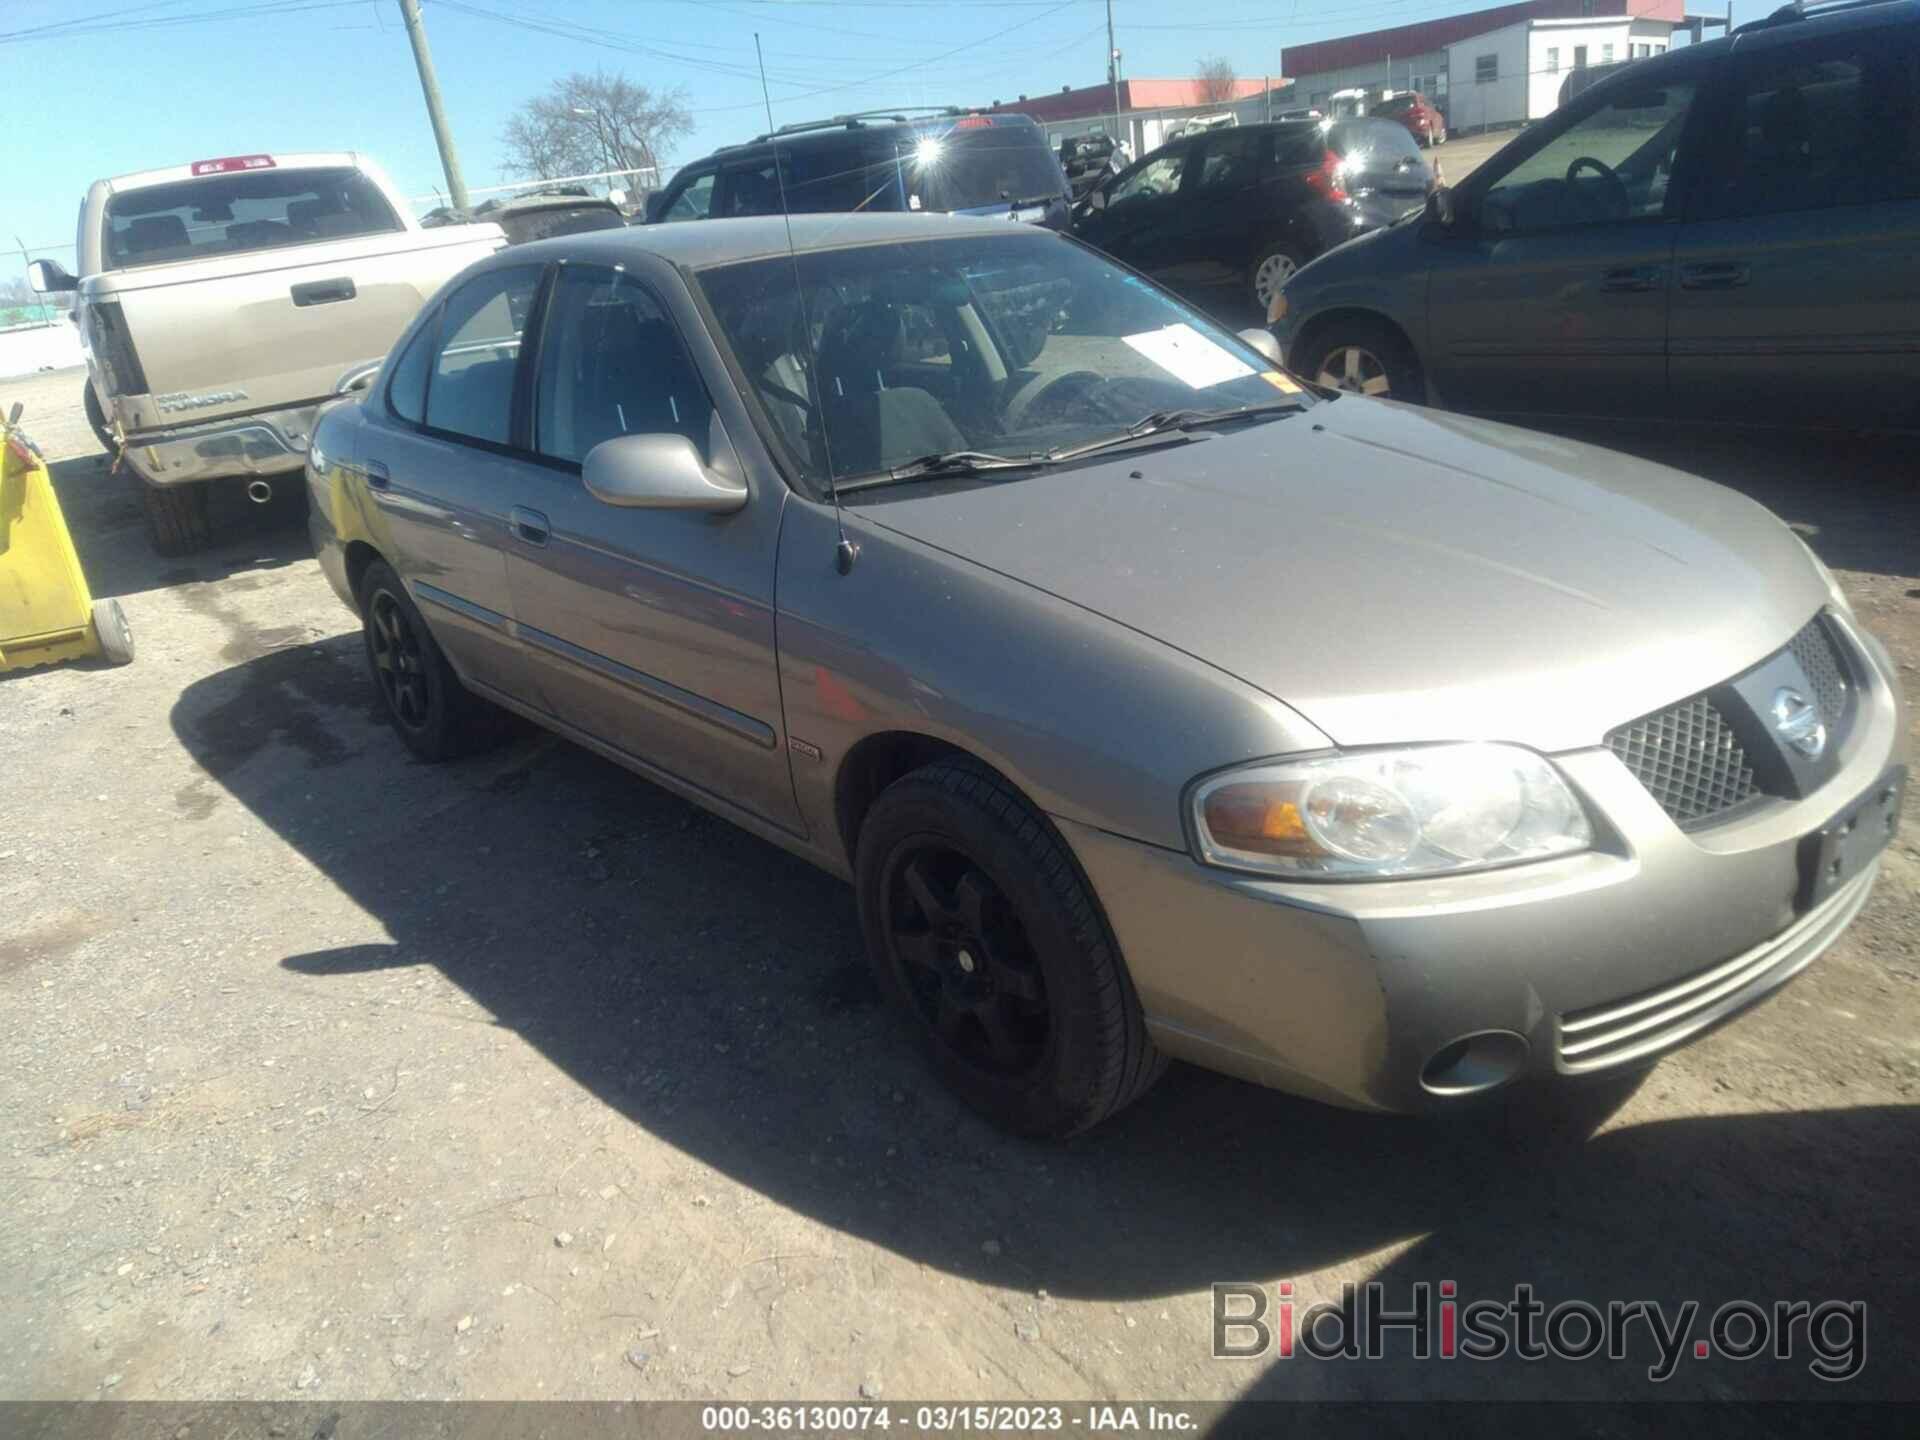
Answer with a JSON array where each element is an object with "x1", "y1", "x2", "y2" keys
[
  {"x1": 1060, "y1": 614, "x2": 1907, "y2": 1113},
  {"x1": 119, "y1": 401, "x2": 318, "y2": 487}
]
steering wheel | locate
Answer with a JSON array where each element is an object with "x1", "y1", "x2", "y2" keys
[
  {"x1": 1564, "y1": 156, "x2": 1630, "y2": 221},
  {"x1": 1015, "y1": 370, "x2": 1107, "y2": 427}
]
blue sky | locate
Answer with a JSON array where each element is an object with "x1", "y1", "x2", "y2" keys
[{"x1": 5, "y1": 0, "x2": 1747, "y2": 263}]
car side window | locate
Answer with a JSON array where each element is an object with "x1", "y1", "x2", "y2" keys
[
  {"x1": 664, "y1": 170, "x2": 716, "y2": 222},
  {"x1": 385, "y1": 310, "x2": 436, "y2": 425},
  {"x1": 423, "y1": 265, "x2": 543, "y2": 446},
  {"x1": 718, "y1": 159, "x2": 783, "y2": 218},
  {"x1": 533, "y1": 266, "x2": 715, "y2": 467},
  {"x1": 1695, "y1": 35, "x2": 1917, "y2": 220},
  {"x1": 1477, "y1": 80, "x2": 1697, "y2": 233},
  {"x1": 1109, "y1": 147, "x2": 1187, "y2": 206},
  {"x1": 1192, "y1": 131, "x2": 1263, "y2": 192}
]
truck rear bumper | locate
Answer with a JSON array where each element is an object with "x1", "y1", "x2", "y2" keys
[{"x1": 121, "y1": 401, "x2": 317, "y2": 487}]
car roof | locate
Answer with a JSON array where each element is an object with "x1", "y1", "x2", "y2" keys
[{"x1": 506, "y1": 211, "x2": 1049, "y2": 270}]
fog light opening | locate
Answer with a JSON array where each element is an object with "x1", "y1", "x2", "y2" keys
[{"x1": 1421, "y1": 1030, "x2": 1530, "y2": 1097}]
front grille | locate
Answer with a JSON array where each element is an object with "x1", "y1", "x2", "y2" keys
[
  {"x1": 1606, "y1": 696, "x2": 1758, "y2": 825},
  {"x1": 1787, "y1": 614, "x2": 1849, "y2": 731}
]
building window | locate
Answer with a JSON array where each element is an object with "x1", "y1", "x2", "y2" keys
[
  {"x1": 1546, "y1": 47, "x2": 1559, "y2": 73},
  {"x1": 1475, "y1": 53, "x2": 1498, "y2": 84},
  {"x1": 1574, "y1": 45, "x2": 1588, "y2": 69},
  {"x1": 1602, "y1": 43, "x2": 1615, "y2": 63}
]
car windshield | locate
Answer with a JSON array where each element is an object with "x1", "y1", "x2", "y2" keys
[
  {"x1": 103, "y1": 166, "x2": 401, "y2": 269},
  {"x1": 907, "y1": 123, "x2": 1064, "y2": 210},
  {"x1": 696, "y1": 230, "x2": 1309, "y2": 487}
]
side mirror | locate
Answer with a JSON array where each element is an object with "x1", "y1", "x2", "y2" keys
[
  {"x1": 27, "y1": 259, "x2": 77, "y2": 294},
  {"x1": 583, "y1": 433, "x2": 747, "y2": 514},
  {"x1": 1426, "y1": 184, "x2": 1457, "y2": 228},
  {"x1": 1236, "y1": 328, "x2": 1283, "y2": 365}
]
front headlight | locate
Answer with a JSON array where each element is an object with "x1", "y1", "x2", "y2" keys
[{"x1": 1189, "y1": 743, "x2": 1592, "y2": 880}]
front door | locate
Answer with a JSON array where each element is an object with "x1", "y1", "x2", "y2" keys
[
  {"x1": 504, "y1": 263, "x2": 801, "y2": 832},
  {"x1": 1074, "y1": 142, "x2": 1193, "y2": 285},
  {"x1": 1157, "y1": 129, "x2": 1268, "y2": 317},
  {"x1": 358, "y1": 263, "x2": 546, "y2": 705},
  {"x1": 1669, "y1": 24, "x2": 1920, "y2": 431},
  {"x1": 1425, "y1": 75, "x2": 1701, "y2": 421}
]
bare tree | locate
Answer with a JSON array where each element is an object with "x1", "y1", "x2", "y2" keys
[
  {"x1": 1196, "y1": 56, "x2": 1237, "y2": 105},
  {"x1": 500, "y1": 70, "x2": 692, "y2": 188}
]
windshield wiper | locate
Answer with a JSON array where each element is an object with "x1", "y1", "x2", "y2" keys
[
  {"x1": 838, "y1": 449, "x2": 1053, "y2": 492},
  {"x1": 1046, "y1": 399, "x2": 1304, "y2": 462}
]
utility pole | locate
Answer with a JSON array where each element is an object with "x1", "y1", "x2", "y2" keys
[
  {"x1": 397, "y1": 0, "x2": 470, "y2": 213},
  {"x1": 1106, "y1": 0, "x2": 1123, "y2": 153}
]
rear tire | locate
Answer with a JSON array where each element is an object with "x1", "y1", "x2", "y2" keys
[
  {"x1": 1250, "y1": 244, "x2": 1305, "y2": 317},
  {"x1": 83, "y1": 382, "x2": 115, "y2": 454},
  {"x1": 138, "y1": 480, "x2": 212, "y2": 556},
  {"x1": 855, "y1": 758, "x2": 1165, "y2": 1138},
  {"x1": 357, "y1": 559, "x2": 505, "y2": 763},
  {"x1": 1296, "y1": 317, "x2": 1426, "y2": 405},
  {"x1": 90, "y1": 598, "x2": 135, "y2": 665}
]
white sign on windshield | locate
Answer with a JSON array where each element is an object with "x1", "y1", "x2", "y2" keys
[{"x1": 1122, "y1": 322, "x2": 1256, "y2": 389}]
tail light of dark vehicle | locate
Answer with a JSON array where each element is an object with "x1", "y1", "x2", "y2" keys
[{"x1": 1304, "y1": 150, "x2": 1348, "y2": 203}]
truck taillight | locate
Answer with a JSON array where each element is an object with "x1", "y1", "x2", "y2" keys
[
  {"x1": 191, "y1": 154, "x2": 276, "y2": 176},
  {"x1": 89, "y1": 301, "x2": 150, "y2": 397},
  {"x1": 1305, "y1": 149, "x2": 1348, "y2": 203}
]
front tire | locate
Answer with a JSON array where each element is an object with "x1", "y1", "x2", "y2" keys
[
  {"x1": 83, "y1": 383, "x2": 115, "y2": 454},
  {"x1": 138, "y1": 480, "x2": 212, "y2": 556},
  {"x1": 1250, "y1": 244, "x2": 1304, "y2": 316},
  {"x1": 357, "y1": 559, "x2": 502, "y2": 763},
  {"x1": 855, "y1": 759, "x2": 1165, "y2": 1138},
  {"x1": 1296, "y1": 317, "x2": 1426, "y2": 404}
]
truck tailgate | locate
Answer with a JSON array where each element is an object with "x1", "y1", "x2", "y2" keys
[{"x1": 101, "y1": 225, "x2": 501, "y2": 433}]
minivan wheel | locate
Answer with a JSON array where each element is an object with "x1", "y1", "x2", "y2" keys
[
  {"x1": 1297, "y1": 319, "x2": 1426, "y2": 404},
  {"x1": 358, "y1": 559, "x2": 503, "y2": 762},
  {"x1": 856, "y1": 759, "x2": 1165, "y2": 1138},
  {"x1": 1251, "y1": 245, "x2": 1303, "y2": 313}
]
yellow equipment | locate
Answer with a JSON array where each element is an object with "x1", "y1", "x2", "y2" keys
[{"x1": 1, "y1": 402, "x2": 133, "y2": 672}]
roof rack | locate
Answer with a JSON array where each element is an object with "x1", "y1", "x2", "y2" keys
[
  {"x1": 1733, "y1": 0, "x2": 1901, "y2": 34},
  {"x1": 747, "y1": 106, "x2": 966, "y2": 145}
]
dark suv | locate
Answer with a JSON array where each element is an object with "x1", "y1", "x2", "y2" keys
[
  {"x1": 644, "y1": 109, "x2": 1071, "y2": 230},
  {"x1": 1270, "y1": 0, "x2": 1920, "y2": 432},
  {"x1": 1072, "y1": 120, "x2": 1421, "y2": 321}
]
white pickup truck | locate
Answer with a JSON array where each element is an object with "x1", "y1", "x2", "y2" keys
[{"x1": 29, "y1": 151, "x2": 504, "y2": 553}]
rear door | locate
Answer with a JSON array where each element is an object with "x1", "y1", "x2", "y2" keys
[
  {"x1": 1669, "y1": 21, "x2": 1920, "y2": 430},
  {"x1": 1425, "y1": 72, "x2": 1701, "y2": 420},
  {"x1": 1153, "y1": 129, "x2": 1269, "y2": 313},
  {"x1": 357, "y1": 263, "x2": 548, "y2": 705}
]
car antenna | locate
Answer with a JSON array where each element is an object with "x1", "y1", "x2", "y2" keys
[{"x1": 756, "y1": 32, "x2": 857, "y2": 576}]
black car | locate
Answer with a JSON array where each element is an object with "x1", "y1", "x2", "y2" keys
[
  {"x1": 644, "y1": 108, "x2": 1071, "y2": 230},
  {"x1": 1270, "y1": 0, "x2": 1920, "y2": 433},
  {"x1": 1070, "y1": 121, "x2": 1374, "y2": 321}
]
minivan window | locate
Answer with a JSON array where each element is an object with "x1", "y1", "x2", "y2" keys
[
  {"x1": 1700, "y1": 41, "x2": 1918, "y2": 219},
  {"x1": 1478, "y1": 82, "x2": 1696, "y2": 232},
  {"x1": 423, "y1": 265, "x2": 542, "y2": 446},
  {"x1": 1193, "y1": 131, "x2": 1264, "y2": 191},
  {"x1": 103, "y1": 166, "x2": 401, "y2": 269},
  {"x1": 533, "y1": 267, "x2": 713, "y2": 466},
  {"x1": 721, "y1": 140, "x2": 898, "y2": 218},
  {"x1": 909, "y1": 123, "x2": 1063, "y2": 210}
]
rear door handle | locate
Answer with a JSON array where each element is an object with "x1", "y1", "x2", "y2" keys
[
  {"x1": 362, "y1": 458, "x2": 390, "y2": 490},
  {"x1": 291, "y1": 276, "x2": 357, "y2": 307},
  {"x1": 1679, "y1": 261, "x2": 1750, "y2": 290},
  {"x1": 511, "y1": 506, "x2": 550, "y2": 546},
  {"x1": 1600, "y1": 265, "x2": 1663, "y2": 293}
]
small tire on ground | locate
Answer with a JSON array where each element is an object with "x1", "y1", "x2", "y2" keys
[
  {"x1": 855, "y1": 758, "x2": 1166, "y2": 1138},
  {"x1": 83, "y1": 382, "x2": 115, "y2": 455},
  {"x1": 356, "y1": 558, "x2": 509, "y2": 763},
  {"x1": 138, "y1": 479, "x2": 212, "y2": 556},
  {"x1": 90, "y1": 598, "x2": 135, "y2": 665},
  {"x1": 1295, "y1": 316, "x2": 1426, "y2": 405}
]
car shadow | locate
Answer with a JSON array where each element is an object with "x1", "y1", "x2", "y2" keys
[
  {"x1": 46, "y1": 452, "x2": 312, "y2": 602},
  {"x1": 171, "y1": 635, "x2": 1918, "y2": 1399}
]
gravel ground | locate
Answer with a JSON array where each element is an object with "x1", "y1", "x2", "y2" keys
[{"x1": 2, "y1": 367, "x2": 1916, "y2": 1409}]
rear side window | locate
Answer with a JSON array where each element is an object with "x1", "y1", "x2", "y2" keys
[
  {"x1": 1697, "y1": 36, "x2": 1918, "y2": 219},
  {"x1": 385, "y1": 312, "x2": 436, "y2": 425},
  {"x1": 1270, "y1": 127, "x2": 1327, "y2": 169},
  {"x1": 533, "y1": 267, "x2": 713, "y2": 466},
  {"x1": 103, "y1": 166, "x2": 400, "y2": 269},
  {"x1": 424, "y1": 265, "x2": 543, "y2": 446},
  {"x1": 1192, "y1": 131, "x2": 1264, "y2": 192}
]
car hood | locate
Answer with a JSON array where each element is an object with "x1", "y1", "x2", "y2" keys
[{"x1": 856, "y1": 398, "x2": 1828, "y2": 753}]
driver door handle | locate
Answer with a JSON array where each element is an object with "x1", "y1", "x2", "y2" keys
[
  {"x1": 511, "y1": 506, "x2": 550, "y2": 547},
  {"x1": 1600, "y1": 265, "x2": 1663, "y2": 293},
  {"x1": 1679, "y1": 261, "x2": 1750, "y2": 290}
]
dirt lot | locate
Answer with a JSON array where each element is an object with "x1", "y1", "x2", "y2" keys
[{"x1": 2, "y1": 367, "x2": 1916, "y2": 1409}]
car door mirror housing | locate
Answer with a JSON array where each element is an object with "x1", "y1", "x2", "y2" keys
[
  {"x1": 582, "y1": 433, "x2": 748, "y2": 514},
  {"x1": 642, "y1": 191, "x2": 669, "y2": 224},
  {"x1": 1236, "y1": 328, "x2": 1284, "y2": 365},
  {"x1": 1426, "y1": 185, "x2": 1457, "y2": 228},
  {"x1": 27, "y1": 259, "x2": 77, "y2": 294}
]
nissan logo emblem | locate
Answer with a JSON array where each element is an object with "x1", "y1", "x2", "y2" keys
[{"x1": 1771, "y1": 687, "x2": 1826, "y2": 761}]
